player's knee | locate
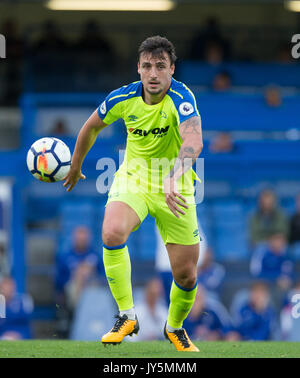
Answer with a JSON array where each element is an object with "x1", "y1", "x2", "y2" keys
[
  {"x1": 102, "y1": 223, "x2": 128, "y2": 247},
  {"x1": 174, "y1": 270, "x2": 197, "y2": 290},
  {"x1": 180, "y1": 276, "x2": 197, "y2": 290}
]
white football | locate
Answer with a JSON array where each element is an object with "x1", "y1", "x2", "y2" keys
[{"x1": 26, "y1": 137, "x2": 71, "y2": 183}]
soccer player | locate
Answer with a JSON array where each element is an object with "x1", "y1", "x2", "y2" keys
[{"x1": 63, "y1": 36, "x2": 203, "y2": 352}]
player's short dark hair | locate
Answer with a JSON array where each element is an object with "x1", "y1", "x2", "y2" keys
[{"x1": 138, "y1": 35, "x2": 177, "y2": 65}]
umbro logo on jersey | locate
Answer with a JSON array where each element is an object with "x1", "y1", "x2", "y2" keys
[
  {"x1": 129, "y1": 126, "x2": 169, "y2": 137},
  {"x1": 193, "y1": 229, "x2": 199, "y2": 237},
  {"x1": 128, "y1": 115, "x2": 138, "y2": 122}
]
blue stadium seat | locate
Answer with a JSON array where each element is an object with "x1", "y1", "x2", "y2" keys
[
  {"x1": 58, "y1": 201, "x2": 95, "y2": 254},
  {"x1": 195, "y1": 93, "x2": 300, "y2": 131},
  {"x1": 127, "y1": 230, "x2": 139, "y2": 260},
  {"x1": 210, "y1": 200, "x2": 249, "y2": 260},
  {"x1": 178, "y1": 62, "x2": 300, "y2": 87},
  {"x1": 280, "y1": 198, "x2": 296, "y2": 215},
  {"x1": 214, "y1": 229, "x2": 248, "y2": 261},
  {"x1": 197, "y1": 202, "x2": 213, "y2": 242},
  {"x1": 237, "y1": 141, "x2": 300, "y2": 161},
  {"x1": 290, "y1": 242, "x2": 300, "y2": 261},
  {"x1": 134, "y1": 216, "x2": 156, "y2": 261},
  {"x1": 212, "y1": 200, "x2": 245, "y2": 222}
]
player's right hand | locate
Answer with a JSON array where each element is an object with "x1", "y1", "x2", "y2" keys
[
  {"x1": 63, "y1": 167, "x2": 86, "y2": 192},
  {"x1": 164, "y1": 177, "x2": 189, "y2": 218}
]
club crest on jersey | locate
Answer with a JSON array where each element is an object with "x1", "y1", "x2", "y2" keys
[
  {"x1": 179, "y1": 102, "x2": 194, "y2": 116},
  {"x1": 100, "y1": 101, "x2": 106, "y2": 115},
  {"x1": 160, "y1": 111, "x2": 167, "y2": 119}
]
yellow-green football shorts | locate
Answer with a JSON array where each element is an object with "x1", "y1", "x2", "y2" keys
[{"x1": 105, "y1": 172, "x2": 200, "y2": 245}]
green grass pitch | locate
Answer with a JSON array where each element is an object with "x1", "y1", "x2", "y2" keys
[{"x1": 0, "y1": 340, "x2": 300, "y2": 358}]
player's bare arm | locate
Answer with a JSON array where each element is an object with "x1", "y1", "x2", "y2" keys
[
  {"x1": 63, "y1": 110, "x2": 108, "y2": 192},
  {"x1": 164, "y1": 115, "x2": 203, "y2": 218}
]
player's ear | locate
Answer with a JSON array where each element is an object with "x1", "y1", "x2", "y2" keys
[
  {"x1": 170, "y1": 63, "x2": 175, "y2": 75},
  {"x1": 137, "y1": 61, "x2": 141, "y2": 75}
]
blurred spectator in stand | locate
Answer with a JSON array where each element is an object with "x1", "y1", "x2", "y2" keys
[
  {"x1": 131, "y1": 278, "x2": 168, "y2": 341},
  {"x1": 0, "y1": 232, "x2": 9, "y2": 281},
  {"x1": 250, "y1": 189, "x2": 288, "y2": 247},
  {"x1": 29, "y1": 21, "x2": 70, "y2": 92},
  {"x1": 289, "y1": 193, "x2": 300, "y2": 245},
  {"x1": 34, "y1": 20, "x2": 67, "y2": 53},
  {"x1": 209, "y1": 132, "x2": 234, "y2": 154},
  {"x1": 203, "y1": 41, "x2": 224, "y2": 65},
  {"x1": 74, "y1": 21, "x2": 115, "y2": 89},
  {"x1": 280, "y1": 280, "x2": 300, "y2": 341},
  {"x1": 197, "y1": 247, "x2": 225, "y2": 297},
  {"x1": 55, "y1": 226, "x2": 103, "y2": 337},
  {"x1": 1, "y1": 19, "x2": 24, "y2": 106},
  {"x1": 0, "y1": 277, "x2": 33, "y2": 340},
  {"x1": 189, "y1": 17, "x2": 231, "y2": 61},
  {"x1": 51, "y1": 119, "x2": 70, "y2": 136},
  {"x1": 212, "y1": 71, "x2": 232, "y2": 92},
  {"x1": 250, "y1": 233, "x2": 293, "y2": 291},
  {"x1": 232, "y1": 281, "x2": 276, "y2": 341},
  {"x1": 64, "y1": 261, "x2": 99, "y2": 311},
  {"x1": 183, "y1": 285, "x2": 236, "y2": 341},
  {"x1": 76, "y1": 20, "x2": 113, "y2": 58},
  {"x1": 56, "y1": 226, "x2": 102, "y2": 301},
  {"x1": 264, "y1": 86, "x2": 282, "y2": 108},
  {"x1": 1, "y1": 19, "x2": 24, "y2": 59},
  {"x1": 70, "y1": 284, "x2": 115, "y2": 341}
]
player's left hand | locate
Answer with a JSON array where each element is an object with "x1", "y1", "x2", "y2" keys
[
  {"x1": 63, "y1": 166, "x2": 86, "y2": 192},
  {"x1": 164, "y1": 177, "x2": 189, "y2": 218}
]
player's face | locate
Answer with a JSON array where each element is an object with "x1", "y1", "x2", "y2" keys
[{"x1": 138, "y1": 52, "x2": 175, "y2": 96}]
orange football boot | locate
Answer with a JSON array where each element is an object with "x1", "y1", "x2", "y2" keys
[
  {"x1": 101, "y1": 314, "x2": 139, "y2": 345},
  {"x1": 164, "y1": 323, "x2": 200, "y2": 352}
]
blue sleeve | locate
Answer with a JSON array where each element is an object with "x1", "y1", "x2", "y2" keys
[
  {"x1": 97, "y1": 82, "x2": 140, "y2": 124},
  {"x1": 168, "y1": 81, "x2": 200, "y2": 124},
  {"x1": 97, "y1": 89, "x2": 123, "y2": 124}
]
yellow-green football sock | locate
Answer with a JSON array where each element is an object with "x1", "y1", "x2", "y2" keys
[
  {"x1": 167, "y1": 280, "x2": 198, "y2": 329},
  {"x1": 103, "y1": 243, "x2": 134, "y2": 311}
]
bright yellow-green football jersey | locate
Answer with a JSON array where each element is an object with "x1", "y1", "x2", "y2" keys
[{"x1": 97, "y1": 78, "x2": 200, "y2": 195}]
